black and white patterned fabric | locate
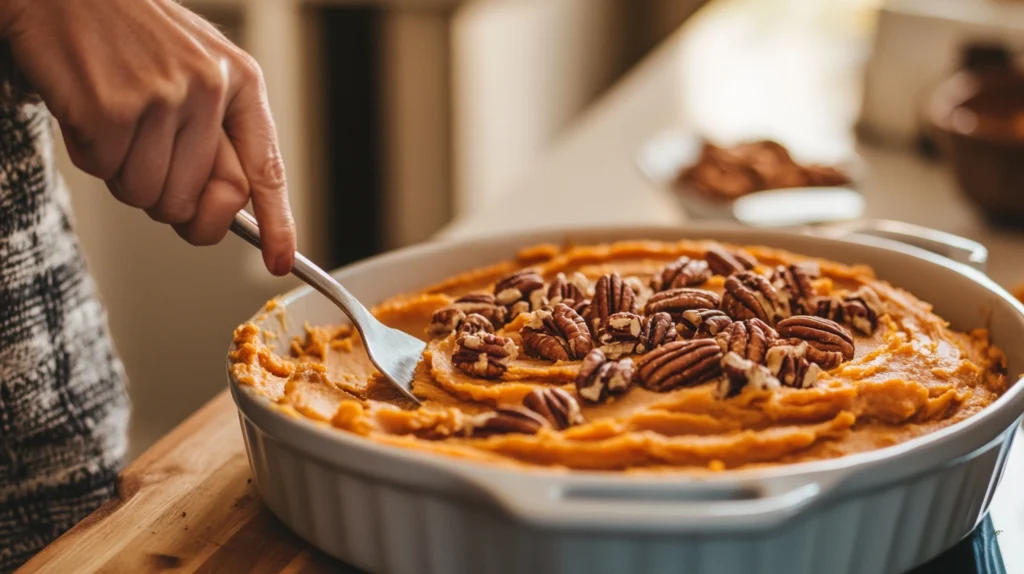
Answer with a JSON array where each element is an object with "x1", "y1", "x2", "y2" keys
[{"x1": 0, "y1": 101, "x2": 129, "y2": 572}]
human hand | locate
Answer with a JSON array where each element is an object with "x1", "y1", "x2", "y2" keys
[{"x1": 1, "y1": 0, "x2": 295, "y2": 275}]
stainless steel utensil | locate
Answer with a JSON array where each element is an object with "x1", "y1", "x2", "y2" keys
[{"x1": 229, "y1": 210, "x2": 422, "y2": 405}]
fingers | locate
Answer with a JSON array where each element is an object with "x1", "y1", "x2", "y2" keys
[
  {"x1": 173, "y1": 131, "x2": 249, "y2": 246},
  {"x1": 223, "y1": 63, "x2": 296, "y2": 276},
  {"x1": 106, "y1": 101, "x2": 176, "y2": 210},
  {"x1": 147, "y1": 59, "x2": 228, "y2": 225}
]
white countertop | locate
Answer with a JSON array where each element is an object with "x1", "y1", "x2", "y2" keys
[{"x1": 438, "y1": 1, "x2": 1024, "y2": 570}]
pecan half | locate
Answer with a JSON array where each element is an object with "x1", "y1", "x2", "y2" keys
[
  {"x1": 639, "y1": 312, "x2": 678, "y2": 351},
  {"x1": 842, "y1": 286, "x2": 884, "y2": 335},
  {"x1": 721, "y1": 271, "x2": 791, "y2": 324},
  {"x1": 457, "y1": 313, "x2": 495, "y2": 336},
  {"x1": 575, "y1": 348, "x2": 635, "y2": 404},
  {"x1": 718, "y1": 351, "x2": 780, "y2": 399},
  {"x1": 453, "y1": 332, "x2": 519, "y2": 379},
  {"x1": 546, "y1": 272, "x2": 589, "y2": 305},
  {"x1": 522, "y1": 387, "x2": 585, "y2": 430},
  {"x1": 427, "y1": 293, "x2": 507, "y2": 337},
  {"x1": 677, "y1": 308, "x2": 734, "y2": 339},
  {"x1": 494, "y1": 269, "x2": 546, "y2": 319},
  {"x1": 468, "y1": 405, "x2": 548, "y2": 436},
  {"x1": 650, "y1": 257, "x2": 712, "y2": 291},
  {"x1": 715, "y1": 318, "x2": 778, "y2": 364},
  {"x1": 597, "y1": 311, "x2": 644, "y2": 358},
  {"x1": 592, "y1": 273, "x2": 637, "y2": 331},
  {"x1": 777, "y1": 315, "x2": 854, "y2": 363},
  {"x1": 812, "y1": 295, "x2": 845, "y2": 323},
  {"x1": 521, "y1": 304, "x2": 593, "y2": 361},
  {"x1": 765, "y1": 342, "x2": 822, "y2": 388},
  {"x1": 771, "y1": 263, "x2": 819, "y2": 314},
  {"x1": 644, "y1": 288, "x2": 721, "y2": 322},
  {"x1": 636, "y1": 339, "x2": 723, "y2": 392},
  {"x1": 705, "y1": 244, "x2": 758, "y2": 276}
]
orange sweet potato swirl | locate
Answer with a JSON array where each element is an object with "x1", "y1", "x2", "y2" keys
[{"x1": 229, "y1": 240, "x2": 1010, "y2": 472}]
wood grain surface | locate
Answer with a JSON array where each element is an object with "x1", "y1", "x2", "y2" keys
[{"x1": 17, "y1": 392, "x2": 362, "y2": 574}]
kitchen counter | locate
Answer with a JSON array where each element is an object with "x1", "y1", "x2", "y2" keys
[{"x1": 21, "y1": 3, "x2": 1024, "y2": 572}]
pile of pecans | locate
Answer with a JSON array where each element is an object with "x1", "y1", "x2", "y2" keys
[
  {"x1": 427, "y1": 245, "x2": 884, "y2": 437},
  {"x1": 677, "y1": 140, "x2": 851, "y2": 200}
]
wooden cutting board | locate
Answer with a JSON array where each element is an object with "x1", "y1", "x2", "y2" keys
[{"x1": 17, "y1": 392, "x2": 362, "y2": 574}]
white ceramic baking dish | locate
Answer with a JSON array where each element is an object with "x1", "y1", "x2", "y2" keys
[{"x1": 227, "y1": 223, "x2": 1024, "y2": 574}]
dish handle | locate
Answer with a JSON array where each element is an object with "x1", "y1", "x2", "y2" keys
[
  {"x1": 456, "y1": 469, "x2": 844, "y2": 532},
  {"x1": 812, "y1": 219, "x2": 989, "y2": 273}
]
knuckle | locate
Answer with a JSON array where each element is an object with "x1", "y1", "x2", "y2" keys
[
  {"x1": 252, "y1": 150, "x2": 287, "y2": 190},
  {"x1": 193, "y1": 59, "x2": 228, "y2": 100},
  {"x1": 153, "y1": 78, "x2": 190, "y2": 110},
  {"x1": 235, "y1": 53, "x2": 264, "y2": 87}
]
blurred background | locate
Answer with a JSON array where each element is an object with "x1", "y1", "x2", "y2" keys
[{"x1": 52, "y1": 0, "x2": 1024, "y2": 459}]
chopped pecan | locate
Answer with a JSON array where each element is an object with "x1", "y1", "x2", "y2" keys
[
  {"x1": 457, "y1": 313, "x2": 495, "y2": 336},
  {"x1": 765, "y1": 342, "x2": 822, "y2": 388},
  {"x1": 468, "y1": 405, "x2": 548, "y2": 436},
  {"x1": 598, "y1": 311, "x2": 644, "y2": 358},
  {"x1": 427, "y1": 293, "x2": 507, "y2": 337},
  {"x1": 718, "y1": 351, "x2": 780, "y2": 399},
  {"x1": 453, "y1": 332, "x2": 519, "y2": 379},
  {"x1": 715, "y1": 318, "x2": 778, "y2": 364},
  {"x1": 494, "y1": 269, "x2": 546, "y2": 319},
  {"x1": 636, "y1": 339, "x2": 723, "y2": 392},
  {"x1": 575, "y1": 348, "x2": 635, "y2": 404},
  {"x1": 677, "y1": 308, "x2": 733, "y2": 339},
  {"x1": 650, "y1": 256, "x2": 712, "y2": 291},
  {"x1": 776, "y1": 315, "x2": 854, "y2": 363},
  {"x1": 721, "y1": 271, "x2": 791, "y2": 324},
  {"x1": 639, "y1": 312, "x2": 678, "y2": 351},
  {"x1": 771, "y1": 263, "x2": 820, "y2": 314},
  {"x1": 842, "y1": 286, "x2": 884, "y2": 335},
  {"x1": 592, "y1": 273, "x2": 637, "y2": 331},
  {"x1": 705, "y1": 244, "x2": 758, "y2": 276},
  {"x1": 521, "y1": 304, "x2": 593, "y2": 361},
  {"x1": 522, "y1": 387, "x2": 585, "y2": 430},
  {"x1": 812, "y1": 295, "x2": 845, "y2": 323},
  {"x1": 644, "y1": 288, "x2": 721, "y2": 322},
  {"x1": 546, "y1": 272, "x2": 589, "y2": 305}
]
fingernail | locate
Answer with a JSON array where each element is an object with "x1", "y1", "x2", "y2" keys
[{"x1": 274, "y1": 252, "x2": 294, "y2": 276}]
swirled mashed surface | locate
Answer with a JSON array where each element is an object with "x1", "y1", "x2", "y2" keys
[{"x1": 229, "y1": 241, "x2": 1010, "y2": 472}]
